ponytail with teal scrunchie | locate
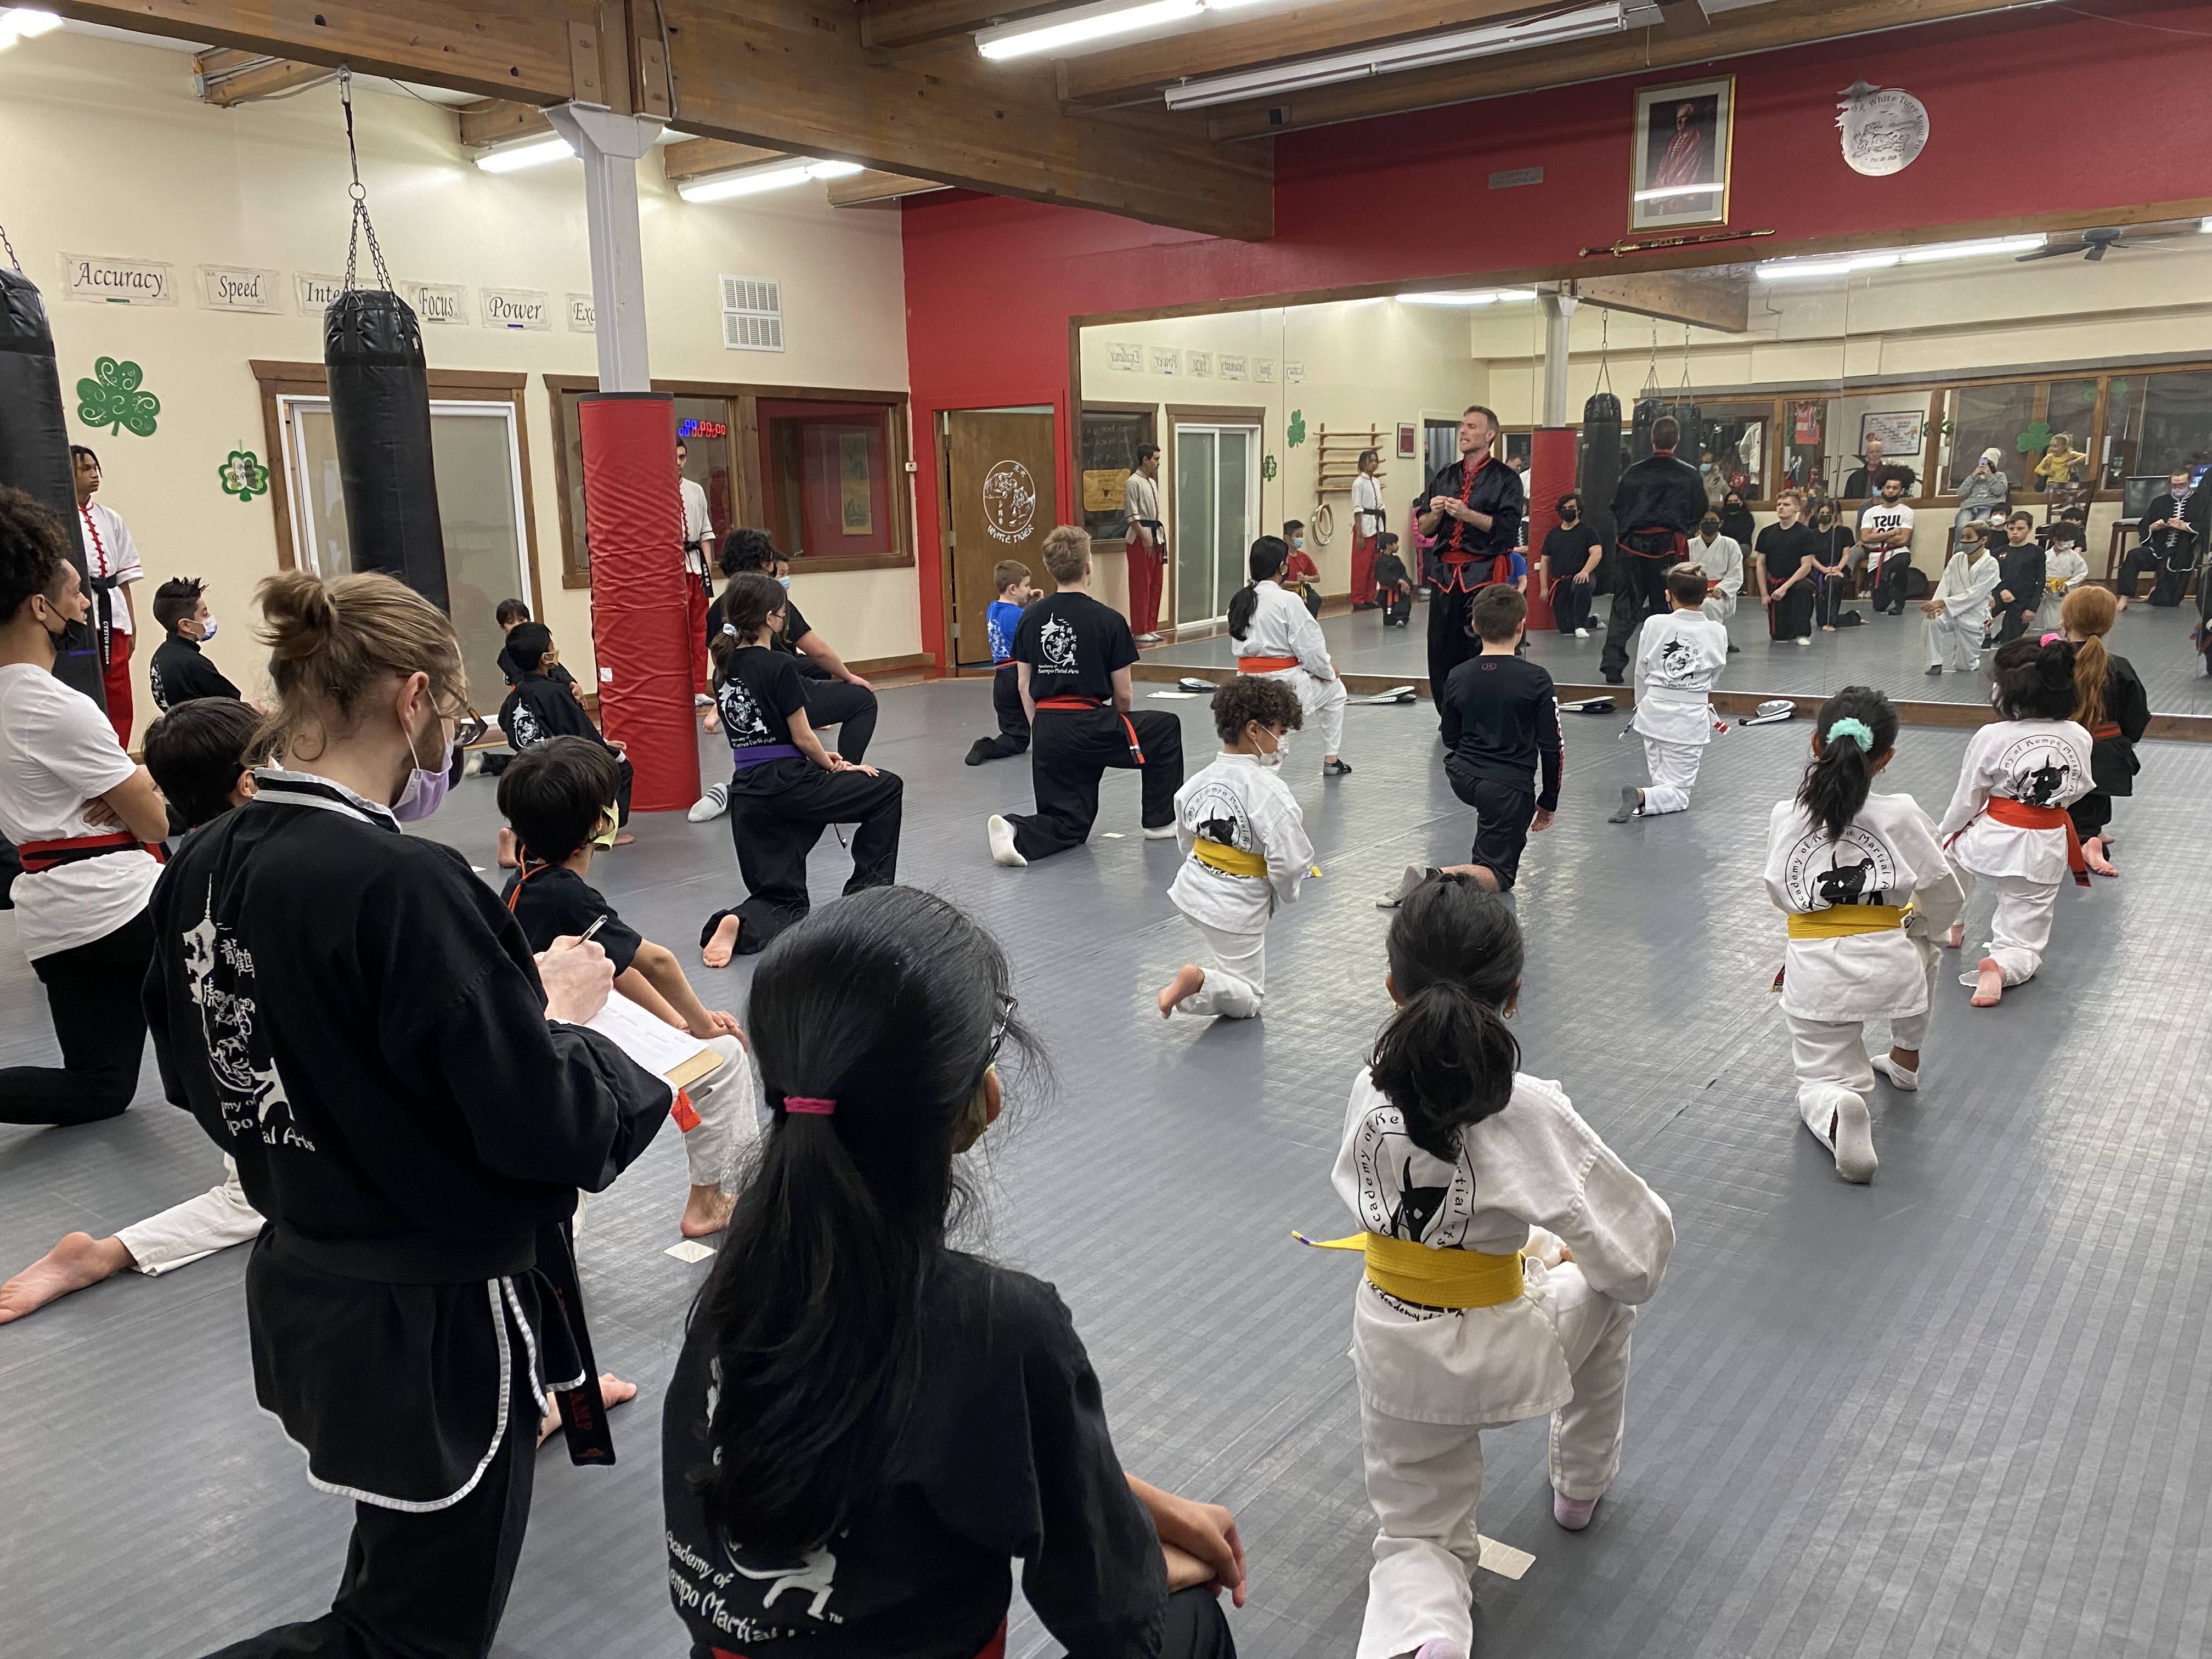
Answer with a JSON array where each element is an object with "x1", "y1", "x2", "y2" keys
[{"x1": 1824, "y1": 716, "x2": 1875, "y2": 752}]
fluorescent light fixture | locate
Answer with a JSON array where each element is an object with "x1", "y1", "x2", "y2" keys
[
  {"x1": 1756, "y1": 233, "x2": 2049, "y2": 281},
  {"x1": 0, "y1": 8, "x2": 63, "y2": 49},
  {"x1": 1396, "y1": 288, "x2": 1535, "y2": 306},
  {"x1": 2202, "y1": 217, "x2": 2212, "y2": 233},
  {"x1": 1164, "y1": 2, "x2": 1622, "y2": 110},
  {"x1": 475, "y1": 134, "x2": 575, "y2": 173},
  {"x1": 679, "y1": 158, "x2": 863, "y2": 203},
  {"x1": 1898, "y1": 234, "x2": 2044, "y2": 263},
  {"x1": 978, "y1": 0, "x2": 1203, "y2": 61}
]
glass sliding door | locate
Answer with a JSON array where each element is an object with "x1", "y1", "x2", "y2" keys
[{"x1": 1172, "y1": 423, "x2": 1260, "y2": 629}]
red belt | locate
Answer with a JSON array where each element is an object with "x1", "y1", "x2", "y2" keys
[
  {"x1": 1240, "y1": 654, "x2": 1300, "y2": 673},
  {"x1": 1950, "y1": 796, "x2": 2090, "y2": 888},
  {"x1": 18, "y1": 831, "x2": 164, "y2": 873},
  {"x1": 2090, "y1": 723, "x2": 2121, "y2": 740},
  {"x1": 1035, "y1": 695, "x2": 1144, "y2": 763}
]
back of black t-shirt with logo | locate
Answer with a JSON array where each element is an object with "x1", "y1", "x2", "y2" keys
[
  {"x1": 718, "y1": 644, "x2": 806, "y2": 749},
  {"x1": 1012, "y1": 591, "x2": 1136, "y2": 704}
]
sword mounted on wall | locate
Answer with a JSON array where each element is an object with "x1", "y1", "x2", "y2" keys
[{"x1": 1579, "y1": 229, "x2": 1777, "y2": 259}]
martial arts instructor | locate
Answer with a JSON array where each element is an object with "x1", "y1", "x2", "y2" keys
[
  {"x1": 146, "y1": 568, "x2": 673, "y2": 1657},
  {"x1": 1601, "y1": 414, "x2": 1710, "y2": 685},
  {"x1": 1418, "y1": 405, "x2": 1525, "y2": 706}
]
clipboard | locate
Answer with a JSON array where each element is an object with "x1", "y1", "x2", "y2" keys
[{"x1": 586, "y1": 994, "x2": 721, "y2": 1089}]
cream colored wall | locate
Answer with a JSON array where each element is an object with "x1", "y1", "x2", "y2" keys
[
  {"x1": 1080, "y1": 301, "x2": 1485, "y2": 601},
  {"x1": 0, "y1": 29, "x2": 915, "y2": 744}
]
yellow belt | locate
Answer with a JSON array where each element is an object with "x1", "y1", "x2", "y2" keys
[
  {"x1": 1296, "y1": 1229, "x2": 1528, "y2": 1309},
  {"x1": 1786, "y1": 903, "x2": 1909, "y2": 940},
  {"x1": 1193, "y1": 838, "x2": 1267, "y2": 878}
]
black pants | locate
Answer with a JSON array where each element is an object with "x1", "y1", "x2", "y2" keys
[
  {"x1": 2118, "y1": 545, "x2": 2189, "y2": 607},
  {"x1": 1444, "y1": 761, "x2": 1537, "y2": 891},
  {"x1": 1600, "y1": 555, "x2": 1673, "y2": 678},
  {"x1": 1993, "y1": 600, "x2": 2038, "y2": 645},
  {"x1": 1869, "y1": 555, "x2": 1911, "y2": 614},
  {"x1": 1426, "y1": 584, "x2": 1482, "y2": 704},
  {"x1": 801, "y1": 675, "x2": 879, "y2": 763},
  {"x1": 0, "y1": 907, "x2": 151, "y2": 1126},
  {"x1": 1550, "y1": 574, "x2": 1593, "y2": 633},
  {"x1": 1769, "y1": 582, "x2": 1815, "y2": 640},
  {"x1": 612, "y1": 754, "x2": 635, "y2": 826},
  {"x1": 1380, "y1": 583, "x2": 1414, "y2": 627},
  {"x1": 1162, "y1": 1586, "x2": 1238, "y2": 1659},
  {"x1": 1814, "y1": 571, "x2": 1850, "y2": 629},
  {"x1": 714, "y1": 765, "x2": 904, "y2": 955},
  {"x1": 1007, "y1": 707, "x2": 1183, "y2": 861},
  {"x1": 1299, "y1": 585, "x2": 1323, "y2": 618},
  {"x1": 966, "y1": 665, "x2": 1030, "y2": 763},
  {"x1": 203, "y1": 1347, "x2": 536, "y2": 1659},
  {"x1": 2069, "y1": 790, "x2": 2114, "y2": 840}
]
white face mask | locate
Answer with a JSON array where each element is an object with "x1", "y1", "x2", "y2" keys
[
  {"x1": 196, "y1": 615, "x2": 218, "y2": 641},
  {"x1": 1256, "y1": 729, "x2": 1289, "y2": 769}
]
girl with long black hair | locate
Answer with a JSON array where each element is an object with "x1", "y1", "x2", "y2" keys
[
  {"x1": 1316, "y1": 876, "x2": 1672, "y2": 1659},
  {"x1": 664, "y1": 886, "x2": 1244, "y2": 1658},
  {"x1": 1229, "y1": 535, "x2": 1351, "y2": 777},
  {"x1": 1764, "y1": 687, "x2": 1964, "y2": 1182}
]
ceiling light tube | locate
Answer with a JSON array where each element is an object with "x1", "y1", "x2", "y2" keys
[
  {"x1": 678, "y1": 159, "x2": 865, "y2": 202},
  {"x1": 0, "y1": 8, "x2": 63, "y2": 49},
  {"x1": 475, "y1": 134, "x2": 576, "y2": 173},
  {"x1": 1164, "y1": 2, "x2": 1622, "y2": 110},
  {"x1": 1396, "y1": 288, "x2": 1535, "y2": 306},
  {"x1": 1896, "y1": 234, "x2": 2045, "y2": 263},
  {"x1": 979, "y1": 0, "x2": 1204, "y2": 61}
]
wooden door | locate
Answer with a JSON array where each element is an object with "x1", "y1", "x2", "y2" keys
[{"x1": 945, "y1": 410, "x2": 1058, "y2": 668}]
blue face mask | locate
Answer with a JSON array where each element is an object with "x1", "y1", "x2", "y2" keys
[
  {"x1": 197, "y1": 616, "x2": 218, "y2": 641},
  {"x1": 777, "y1": 575, "x2": 791, "y2": 590}
]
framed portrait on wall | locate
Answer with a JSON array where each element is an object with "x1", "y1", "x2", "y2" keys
[
  {"x1": 1396, "y1": 422, "x2": 1417, "y2": 459},
  {"x1": 1630, "y1": 77, "x2": 1733, "y2": 233}
]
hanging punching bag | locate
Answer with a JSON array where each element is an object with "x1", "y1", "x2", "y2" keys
[
  {"x1": 324, "y1": 287, "x2": 449, "y2": 610},
  {"x1": 0, "y1": 267, "x2": 106, "y2": 706},
  {"x1": 1579, "y1": 390, "x2": 1622, "y2": 596}
]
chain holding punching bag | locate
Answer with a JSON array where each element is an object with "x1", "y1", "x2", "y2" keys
[
  {"x1": 1578, "y1": 390, "x2": 1622, "y2": 595},
  {"x1": 321, "y1": 69, "x2": 448, "y2": 610},
  {"x1": 0, "y1": 254, "x2": 106, "y2": 706}
]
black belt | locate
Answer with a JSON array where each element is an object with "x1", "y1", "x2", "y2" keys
[{"x1": 273, "y1": 1222, "x2": 537, "y2": 1285}]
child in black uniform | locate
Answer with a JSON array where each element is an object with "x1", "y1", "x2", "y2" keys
[
  {"x1": 1373, "y1": 532, "x2": 1415, "y2": 627},
  {"x1": 966, "y1": 557, "x2": 1040, "y2": 765},
  {"x1": 147, "y1": 576, "x2": 241, "y2": 711},
  {"x1": 699, "y1": 572, "x2": 903, "y2": 967},
  {"x1": 986, "y1": 524, "x2": 1185, "y2": 866},
  {"x1": 496, "y1": 621, "x2": 634, "y2": 843}
]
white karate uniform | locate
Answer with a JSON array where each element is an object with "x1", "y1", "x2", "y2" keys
[
  {"x1": 684, "y1": 1034, "x2": 758, "y2": 1189},
  {"x1": 114, "y1": 1154, "x2": 266, "y2": 1274},
  {"x1": 1166, "y1": 753, "x2": 1311, "y2": 1019},
  {"x1": 2034, "y1": 548, "x2": 2089, "y2": 633},
  {"x1": 1630, "y1": 609, "x2": 1729, "y2": 815},
  {"x1": 1938, "y1": 719, "x2": 2094, "y2": 985},
  {"x1": 1334, "y1": 1070, "x2": 1673, "y2": 1659},
  {"x1": 1688, "y1": 532, "x2": 1742, "y2": 622},
  {"x1": 1923, "y1": 549, "x2": 2001, "y2": 670},
  {"x1": 679, "y1": 476, "x2": 714, "y2": 575},
  {"x1": 1233, "y1": 579, "x2": 1347, "y2": 758},
  {"x1": 1765, "y1": 795, "x2": 1965, "y2": 1150},
  {"x1": 1353, "y1": 472, "x2": 1387, "y2": 542}
]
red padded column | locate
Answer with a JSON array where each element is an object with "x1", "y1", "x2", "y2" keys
[
  {"x1": 579, "y1": 392, "x2": 699, "y2": 812},
  {"x1": 1525, "y1": 427, "x2": 1578, "y2": 632}
]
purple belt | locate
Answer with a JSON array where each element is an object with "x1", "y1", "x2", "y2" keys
[{"x1": 729, "y1": 742, "x2": 803, "y2": 771}]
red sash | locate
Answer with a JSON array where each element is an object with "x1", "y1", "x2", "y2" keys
[
  {"x1": 1035, "y1": 695, "x2": 1143, "y2": 762},
  {"x1": 1951, "y1": 795, "x2": 2090, "y2": 888},
  {"x1": 18, "y1": 831, "x2": 163, "y2": 873}
]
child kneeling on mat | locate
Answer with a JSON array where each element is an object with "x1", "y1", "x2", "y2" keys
[
  {"x1": 496, "y1": 620, "x2": 633, "y2": 845},
  {"x1": 497, "y1": 736, "x2": 755, "y2": 1238},
  {"x1": 1318, "y1": 876, "x2": 1673, "y2": 1659},
  {"x1": 1156, "y1": 675, "x2": 1312, "y2": 1022},
  {"x1": 1611, "y1": 563, "x2": 1728, "y2": 823},
  {"x1": 966, "y1": 558, "x2": 1040, "y2": 766}
]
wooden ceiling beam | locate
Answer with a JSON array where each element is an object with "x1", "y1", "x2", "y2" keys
[
  {"x1": 1203, "y1": 0, "x2": 2043, "y2": 139},
  {"x1": 193, "y1": 49, "x2": 336, "y2": 106},
  {"x1": 826, "y1": 168, "x2": 952, "y2": 206},
  {"x1": 457, "y1": 99, "x2": 556, "y2": 148},
  {"x1": 1573, "y1": 269, "x2": 1751, "y2": 334},
  {"x1": 857, "y1": 0, "x2": 1070, "y2": 53},
  {"x1": 662, "y1": 136, "x2": 792, "y2": 181},
  {"x1": 1059, "y1": 0, "x2": 1550, "y2": 108}
]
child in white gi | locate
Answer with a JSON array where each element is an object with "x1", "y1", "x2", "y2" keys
[
  {"x1": 1229, "y1": 534, "x2": 1352, "y2": 777},
  {"x1": 1920, "y1": 526, "x2": 2002, "y2": 674},
  {"x1": 1156, "y1": 676, "x2": 1312, "y2": 1020},
  {"x1": 1319, "y1": 876, "x2": 1673, "y2": 1659},
  {"x1": 1765, "y1": 687, "x2": 1965, "y2": 1183},
  {"x1": 1689, "y1": 508, "x2": 1743, "y2": 624},
  {"x1": 2034, "y1": 523, "x2": 2090, "y2": 634},
  {"x1": 1611, "y1": 564, "x2": 1728, "y2": 821},
  {"x1": 1938, "y1": 636, "x2": 2094, "y2": 1008}
]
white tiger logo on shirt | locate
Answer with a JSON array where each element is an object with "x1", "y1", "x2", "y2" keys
[
  {"x1": 507, "y1": 701, "x2": 547, "y2": 748},
  {"x1": 1039, "y1": 615, "x2": 1079, "y2": 672},
  {"x1": 1779, "y1": 824, "x2": 1901, "y2": 911},
  {"x1": 716, "y1": 675, "x2": 772, "y2": 746}
]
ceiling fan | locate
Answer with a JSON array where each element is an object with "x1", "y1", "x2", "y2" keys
[{"x1": 2017, "y1": 222, "x2": 2203, "y2": 262}]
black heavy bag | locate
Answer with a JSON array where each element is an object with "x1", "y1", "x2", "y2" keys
[
  {"x1": 1579, "y1": 390, "x2": 1622, "y2": 595},
  {"x1": 1630, "y1": 396, "x2": 1701, "y2": 464},
  {"x1": 324, "y1": 287, "x2": 448, "y2": 610},
  {"x1": 0, "y1": 268, "x2": 106, "y2": 706}
]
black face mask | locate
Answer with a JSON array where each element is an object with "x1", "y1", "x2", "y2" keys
[{"x1": 1561, "y1": 506, "x2": 1579, "y2": 522}]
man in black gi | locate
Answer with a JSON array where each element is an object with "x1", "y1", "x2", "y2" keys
[
  {"x1": 1600, "y1": 414, "x2": 1710, "y2": 684},
  {"x1": 1417, "y1": 405, "x2": 1525, "y2": 710},
  {"x1": 986, "y1": 524, "x2": 1183, "y2": 866},
  {"x1": 2118, "y1": 466, "x2": 2207, "y2": 611}
]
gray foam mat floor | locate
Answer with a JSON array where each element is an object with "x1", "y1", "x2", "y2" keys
[{"x1": 2, "y1": 681, "x2": 2207, "y2": 1657}]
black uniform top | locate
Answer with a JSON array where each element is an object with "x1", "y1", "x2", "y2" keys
[
  {"x1": 1014, "y1": 591, "x2": 1136, "y2": 704},
  {"x1": 1719, "y1": 504, "x2": 1758, "y2": 547},
  {"x1": 663, "y1": 1252, "x2": 1169, "y2": 1659},
  {"x1": 500, "y1": 669, "x2": 614, "y2": 754},
  {"x1": 2088, "y1": 656, "x2": 2151, "y2": 797},
  {"x1": 2142, "y1": 486, "x2": 2208, "y2": 556},
  {"x1": 1372, "y1": 550, "x2": 1411, "y2": 589},
  {"x1": 1610, "y1": 452, "x2": 1709, "y2": 539},
  {"x1": 1757, "y1": 522, "x2": 1821, "y2": 584},
  {"x1": 1994, "y1": 542, "x2": 2046, "y2": 614},
  {"x1": 709, "y1": 589, "x2": 825, "y2": 672},
  {"x1": 148, "y1": 633, "x2": 241, "y2": 712},
  {"x1": 500, "y1": 863, "x2": 642, "y2": 975},
  {"x1": 1440, "y1": 654, "x2": 1564, "y2": 812},
  {"x1": 496, "y1": 641, "x2": 578, "y2": 692},
  {"x1": 1417, "y1": 456, "x2": 1523, "y2": 588},
  {"x1": 1541, "y1": 524, "x2": 1601, "y2": 575},
  {"x1": 717, "y1": 643, "x2": 816, "y2": 798}
]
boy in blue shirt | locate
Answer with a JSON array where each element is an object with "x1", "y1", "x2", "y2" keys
[{"x1": 966, "y1": 558, "x2": 1042, "y2": 765}]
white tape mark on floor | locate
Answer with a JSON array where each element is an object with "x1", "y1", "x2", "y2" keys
[
  {"x1": 665, "y1": 1239, "x2": 715, "y2": 1263},
  {"x1": 1477, "y1": 1536, "x2": 1534, "y2": 1580}
]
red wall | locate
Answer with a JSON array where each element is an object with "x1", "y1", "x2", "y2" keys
[{"x1": 900, "y1": 0, "x2": 2212, "y2": 659}]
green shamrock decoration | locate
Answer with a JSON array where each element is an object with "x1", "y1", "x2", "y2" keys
[
  {"x1": 218, "y1": 449, "x2": 270, "y2": 504},
  {"x1": 1261, "y1": 454, "x2": 1278, "y2": 481},
  {"x1": 1286, "y1": 409, "x2": 1307, "y2": 447},
  {"x1": 77, "y1": 357, "x2": 160, "y2": 438},
  {"x1": 2015, "y1": 421, "x2": 2051, "y2": 458}
]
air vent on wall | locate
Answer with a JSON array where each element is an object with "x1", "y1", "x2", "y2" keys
[{"x1": 721, "y1": 276, "x2": 783, "y2": 353}]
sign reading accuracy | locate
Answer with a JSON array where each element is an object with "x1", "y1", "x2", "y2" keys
[
  {"x1": 200, "y1": 266, "x2": 284, "y2": 313},
  {"x1": 63, "y1": 253, "x2": 176, "y2": 306},
  {"x1": 482, "y1": 287, "x2": 552, "y2": 330}
]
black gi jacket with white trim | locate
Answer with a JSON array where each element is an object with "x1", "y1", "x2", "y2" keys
[{"x1": 143, "y1": 771, "x2": 670, "y2": 1505}]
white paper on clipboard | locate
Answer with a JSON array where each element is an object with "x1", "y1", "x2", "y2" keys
[{"x1": 585, "y1": 994, "x2": 719, "y2": 1088}]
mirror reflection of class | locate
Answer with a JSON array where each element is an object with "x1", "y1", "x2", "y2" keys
[{"x1": 1077, "y1": 222, "x2": 2212, "y2": 719}]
